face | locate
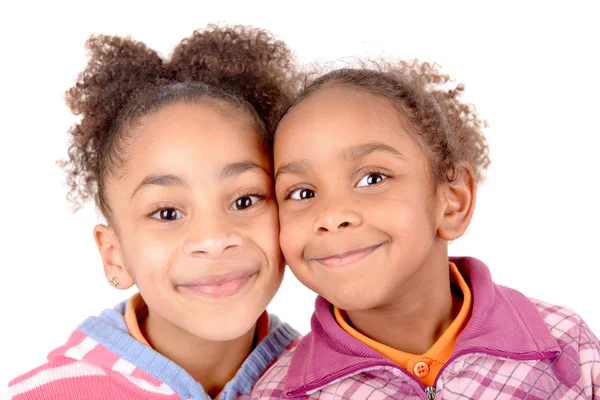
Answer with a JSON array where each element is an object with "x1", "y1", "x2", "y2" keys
[
  {"x1": 101, "y1": 101, "x2": 283, "y2": 341},
  {"x1": 274, "y1": 86, "x2": 448, "y2": 312}
]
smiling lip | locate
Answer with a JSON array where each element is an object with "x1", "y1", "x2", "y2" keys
[
  {"x1": 177, "y1": 270, "x2": 257, "y2": 298},
  {"x1": 312, "y1": 244, "x2": 383, "y2": 267}
]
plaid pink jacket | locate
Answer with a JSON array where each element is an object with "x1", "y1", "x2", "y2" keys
[{"x1": 252, "y1": 257, "x2": 600, "y2": 399}]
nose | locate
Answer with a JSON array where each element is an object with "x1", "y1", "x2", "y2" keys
[
  {"x1": 313, "y1": 200, "x2": 362, "y2": 233},
  {"x1": 183, "y1": 219, "x2": 243, "y2": 258}
]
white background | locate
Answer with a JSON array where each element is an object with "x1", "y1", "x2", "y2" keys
[{"x1": 1, "y1": 0, "x2": 598, "y2": 387}]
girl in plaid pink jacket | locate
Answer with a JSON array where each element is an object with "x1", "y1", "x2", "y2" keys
[{"x1": 252, "y1": 62, "x2": 600, "y2": 399}]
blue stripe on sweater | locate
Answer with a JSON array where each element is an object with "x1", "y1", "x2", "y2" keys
[{"x1": 78, "y1": 302, "x2": 299, "y2": 400}]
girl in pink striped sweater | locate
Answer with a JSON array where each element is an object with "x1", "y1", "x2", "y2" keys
[{"x1": 8, "y1": 25, "x2": 299, "y2": 400}]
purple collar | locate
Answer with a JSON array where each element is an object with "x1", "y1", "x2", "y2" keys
[{"x1": 285, "y1": 257, "x2": 561, "y2": 394}]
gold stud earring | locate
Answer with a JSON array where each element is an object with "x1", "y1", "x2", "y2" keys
[{"x1": 109, "y1": 276, "x2": 120, "y2": 287}]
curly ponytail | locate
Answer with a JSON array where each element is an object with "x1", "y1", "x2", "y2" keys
[{"x1": 61, "y1": 25, "x2": 295, "y2": 216}]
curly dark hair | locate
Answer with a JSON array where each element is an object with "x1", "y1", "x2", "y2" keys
[
  {"x1": 278, "y1": 60, "x2": 490, "y2": 184},
  {"x1": 61, "y1": 25, "x2": 295, "y2": 217}
]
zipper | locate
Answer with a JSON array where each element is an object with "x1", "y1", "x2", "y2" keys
[
  {"x1": 291, "y1": 348, "x2": 557, "y2": 398},
  {"x1": 431, "y1": 347, "x2": 559, "y2": 387},
  {"x1": 286, "y1": 362, "x2": 401, "y2": 396},
  {"x1": 286, "y1": 362, "x2": 426, "y2": 397},
  {"x1": 425, "y1": 386, "x2": 436, "y2": 400}
]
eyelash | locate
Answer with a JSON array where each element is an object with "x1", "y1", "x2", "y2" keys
[
  {"x1": 145, "y1": 191, "x2": 266, "y2": 221},
  {"x1": 231, "y1": 190, "x2": 266, "y2": 211},
  {"x1": 284, "y1": 168, "x2": 392, "y2": 201},
  {"x1": 357, "y1": 168, "x2": 392, "y2": 186},
  {"x1": 146, "y1": 203, "x2": 185, "y2": 224},
  {"x1": 284, "y1": 185, "x2": 314, "y2": 201}
]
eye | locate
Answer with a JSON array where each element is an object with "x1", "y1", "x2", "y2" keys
[
  {"x1": 231, "y1": 195, "x2": 262, "y2": 211},
  {"x1": 151, "y1": 208, "x2": 184, "y2": 221},
  {"x1": 356, "y1": 172, "x2": 387, "y2": 188},
  {"x1": 288, "y1": 188, "x2": 317, "y2": 201}
]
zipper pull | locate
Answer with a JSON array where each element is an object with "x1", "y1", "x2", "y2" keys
[{"x1": 425, "y1": 386, "x2": 436, "y2": 400}]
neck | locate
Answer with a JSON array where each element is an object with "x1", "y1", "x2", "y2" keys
[
  {"x1": 140, "y1": 311, "x2": 256, "y2": 397},
  {"x1": 345, "y1": 247, "x2": 462, "y2": 355}
]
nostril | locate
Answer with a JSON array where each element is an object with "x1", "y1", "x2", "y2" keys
[{"x1": 339, "y1": 221, "x2": 349, "y2": 228}]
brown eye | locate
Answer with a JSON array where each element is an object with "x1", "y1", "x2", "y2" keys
[
  {"x1": 357, "y1": 173, "x2": 386, "y2": 188},
  {"x1": 151, "y1": 208, "x2": 183, "y2": 221},
  {"x1": 231, "y1": 195, "x2": 261, "y2": 211},
  {"x1": 288, "y1": 188, "x2": 317, "y2": 201}
]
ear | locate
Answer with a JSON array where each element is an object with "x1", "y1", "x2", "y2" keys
[
  {"x1": 437, "y1": 162, "x2": 477, "y2": 241},
  {"x1": 93, "y1": 224, "x2": 134, "y2": 290}
]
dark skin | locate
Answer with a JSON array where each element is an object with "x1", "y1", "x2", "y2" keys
[{"x1": 274, "y1": 86, "x2": 477, "y2": 354}]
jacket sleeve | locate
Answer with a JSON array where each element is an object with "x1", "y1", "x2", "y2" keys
[{"x1": 578, "y1": 318, "x2": 600, "y2": 399}]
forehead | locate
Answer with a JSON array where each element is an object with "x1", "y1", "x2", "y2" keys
[
  {"x1": 283, "y1": 85, "x2": 401, "y2": 126},
  {"x1": 124, "y1": 101, "x2": 269, "y2": 175},
  {"x1": 274, "y1": 85, "x2": 416, "y2": 158}
]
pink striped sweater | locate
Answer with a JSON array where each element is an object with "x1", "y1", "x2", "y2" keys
[{"x1": 8, "y1": 302, "x2": 299, "y2": 400}]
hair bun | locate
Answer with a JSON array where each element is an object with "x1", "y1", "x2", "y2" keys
[{"x1": 170, "y1": 24, "x2": 295, "y2": 133}]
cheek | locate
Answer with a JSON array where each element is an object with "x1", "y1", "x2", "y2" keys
[
  {"x1": 278, "y1": 227, "x2": 295, "y2": 263},
  {"x1": 253, "y1": 207, "x2": 282, "y2": 261},
  {"x1": 372, "y1": 194, "x2": 437, "y2": 239},
  {"x1": 122, "y1": 230, "x2": 179, "y2": 281},
  {"x1": 144, "y1": 237, "x2": 175, "y2": 266},
  {"x1": 277, "y1": 210, "x2": 307, "y2": 261}
]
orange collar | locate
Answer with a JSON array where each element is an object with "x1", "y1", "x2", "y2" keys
[
  {"x1": 124, "y1": 292, "x2": 150, "y2": 346},
  {"x1": 333, "y1": 262, "x2": 472, "y2": 386},
  {"x1": 124, "y1": 293, "x2": 270, "y2": 398},
  {"x1": 124, "y1": 293, "x2": 270, "y2": 346}
]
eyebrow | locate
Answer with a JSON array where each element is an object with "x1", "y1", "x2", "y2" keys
[
  {"x1": 274, "y1": 159, "x2": 313, "y2": 182},
  {"x1": 130, "y1": 161, "x2": 269, "y2": 201},
  {"x1": 342, "y1": 142, "x2": 406, "y2": 161},
  {"x1": 274, "y1": 141, "x2": 405, "y2": 181},
  {"x1": 218, "y1": 161, "x2": 270, "y2": 181},
  {"x1": 131, "y1": 174, "x2": 189, "y2": 200}
]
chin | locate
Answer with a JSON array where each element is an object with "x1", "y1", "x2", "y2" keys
[
  {"x1": 325, "y1": 293, "x2": 365, "y2": 311},
  {"x1": 194, "y1": 316, "x2": 259, "y2": 342},
  {"x1": 325, "y1": 288, "x2": 384, "y2": 312}
]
